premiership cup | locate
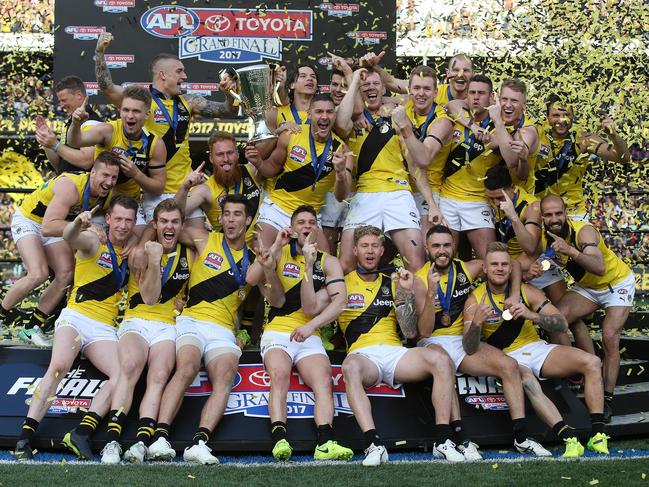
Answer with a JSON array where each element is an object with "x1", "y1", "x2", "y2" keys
[{"x1": 236, "y1": 64, "x2": 277, "y2": 144}]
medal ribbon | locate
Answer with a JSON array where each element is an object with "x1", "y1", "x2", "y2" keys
[
  {"x1": 416, "y1": 102, "x2": 438, "y2": 141},
  {"x1": 308, "y1": 131, "x2": 333, "y2": 187},
  {"x1": 160, "y1": 244, "x2": 177, "y2": 285},
  {"x1": 290, "y1": 102, "x2": 310, "y2": 125},
  {"x1": 105, "y1": 231, "x2": 128, "y2": 288},
  {"x1": 463, "y1": 115, "x2": 491, "y2": 160},
  {"x1": 486, "y1": 285, "x2": 509, "y2": 317},
  {"x1": 150, "y1": 86, "x2": 179, "y2": 143},
  {"x1": 222, "y1": 235, "x2": 249, "y2": 288},
  {"x1": 123, "y1": 126, "x2": 149, "y2": 160},
  {"x1": 436, "y1": 262, "x2": 456, "y2": 315}
]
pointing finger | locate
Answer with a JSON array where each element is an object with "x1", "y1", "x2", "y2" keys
[
  {"x1": 195, "y1": 161, "x2": 206, "y2": 173},
  {"x1": 90, "y1": 205, "x2": 100, "y2": 216}
]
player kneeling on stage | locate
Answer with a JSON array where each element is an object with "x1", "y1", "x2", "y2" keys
[
  {"x1": 463, "y1": 242, "x2": 610, "y2": 457},
  {"x1": 14, "y1": 195, "x2": 137, "y2": 460},
  {"x1": 338, "y1": 226, "x2": 463, "y2": 466}
]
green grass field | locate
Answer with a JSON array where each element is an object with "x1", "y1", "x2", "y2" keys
[{"x1": 1, "y1": 458, "x2": 647, "y2": 487}]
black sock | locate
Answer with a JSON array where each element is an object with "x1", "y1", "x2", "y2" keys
[
  {"x1": 193, "y1": 427, "x2": 211, "y2": 445},
  {"x1": 450, "y1": 420, "x2": 469, "y2": 445},
  {"x1": 363, "y1": 429, "x2": 381, "y2": 449},
  {"x1": 136, "y1": 417, "x2": 156, "y2": 445},
  {"x1": 76, "y1": 411, "x2": 102, "y2": 437},
  {"x1": 316, "y1": 424, "x2": 335, "y2": 446},
  {"x1": 25, "y1": 308, "x2": 48, "y2": 331},
  {"x1": 19, "y1": 417, "x2": 39, "y2": 442},
  {"x1": 512, "y1": 418, "x2": 527, "y2": 443},
  {"x1": 590, "y1": 413, "x2": 606, "y2": 435},
  {"x1": 604, "y1": 392, "x2": 614, "y2": 403},
  {"x1": 152, "y1": 423, "x2": 170, "y2": 441},
  {"x1": 552, "y1": 420, "x2": 576, "y2": 440},
  {"x1": 271, "y1": 421, "x2": 287, "y2": 444},
  {"x1": 435, "y1": 423, "x2": 453, "y2": 444},
  {"x1": 241, "y1": 310, "x2": 255, "y2": 328},
  {"x1": 106, "y1": 409, "x2": 126, "y2": 443}
]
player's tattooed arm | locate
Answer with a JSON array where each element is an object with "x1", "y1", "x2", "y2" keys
[
  {"x1": 395, "y1": 288, "x2": 418, "y2": 340},
  {"x1": 185, "y1": 94, "x2": 238, "y2": 118},
  {"x1": 533, "y1": 313, "x2": 567, "y2": 333}
]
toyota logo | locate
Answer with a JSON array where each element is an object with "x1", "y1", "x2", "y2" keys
[
  {"x1": 204, "y1": 14, "x2": 231, "y2": 33},
  {"x1": 249, "y1": 370, "x2": 271, "y2": 387}
]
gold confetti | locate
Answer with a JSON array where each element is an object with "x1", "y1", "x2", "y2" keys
[{"x1": 589, "y1": 480, "x2": 599, "y2": 486}]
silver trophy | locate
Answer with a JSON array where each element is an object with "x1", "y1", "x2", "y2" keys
[{"x1": 236, "y1": 64, "x2": 277, "y2": 144}]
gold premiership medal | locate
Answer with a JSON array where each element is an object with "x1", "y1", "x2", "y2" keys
[
  {"x1": 379, "y1": 122, "x2": 390, "y2": 133},
  {"x1": 541, "y1": 259, "x2": 551, "y2": 271},
  {"x1": 502, "y1": 309, "x2": 513, "y2": 321},
  {"x1": 441, "y1": 313, "x2": 451, "y2": 326}
]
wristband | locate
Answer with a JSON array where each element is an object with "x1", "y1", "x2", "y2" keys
[{"x1": 53, "y1": 141, "x2": 61, "y2": 153}]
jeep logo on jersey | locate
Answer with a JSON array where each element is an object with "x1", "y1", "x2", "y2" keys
[
  {"x1": 140, "y1": 7, "x2": 312, "y2": 64},
  {"x1": 282, "y1": 262, "x2": 301, "y2": 279},
  {"x1": 347, "y1": 293, "x2": 365, "y2": 309},
  {"x1": 204, "y1": 252, "x2": 223, "y2": 271}
]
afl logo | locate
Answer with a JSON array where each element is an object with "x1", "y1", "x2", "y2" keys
[
  {"x1": 204, "y1": 14, "x2": 232, "y2": 33},
  {"x1": 140, "y1": 5, "x2": 199, "y2": 38},
  {"x1": 347, "y1": 293, "x2": 365, "y2": 309},
  {"x1": 282, "y1": 262, "x2": 301, "y2": 278},
  {"x1": 248, "y1": 370, "x2": 271, "y2": 387}
]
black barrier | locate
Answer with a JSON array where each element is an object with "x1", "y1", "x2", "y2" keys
[
  {"x1": 53, "y1": 1, "x2": 396, "y2": 105},
  {"x1": 4, "y1": 344, "x2": 645, "y2": 454}
]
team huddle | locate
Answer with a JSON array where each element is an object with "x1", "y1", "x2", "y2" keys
[{"x1": 6, "y1": 31, "x2": 634, "y2": 465}]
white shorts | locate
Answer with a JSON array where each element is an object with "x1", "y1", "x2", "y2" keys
[
  {"x1": 55, "y1": 308, "x2": 118, "y2": 351},
  {"x1": 527, "y1": 264, "x2": 565, "y2": 289},
  {"x1": 343, "y1": 191, "x2": 420, "y2": 233},
  {"x1": 438, "y1": 197, "x2": 494, "y2": 232},
  {"x1": 350, "y1": 344, "x2": 409, "y2": 389},
  {"x1": 257, "y1": 197, "x2": 322, "y2": 231},
  {"x1": 10, "y1": 209, "x2": 64, "y2": 246},
  {"x1": 507, "y1": 340, "x2": 557, "y2": 379},
  {"x1": 260, "y1": 330, "x2": 327, "y2": 365},
  {"x1": 118, "y1": 317, "x2": 177, "y2": 347},
  {"x1": 139, "y1": 193, "x2": 203, "y2": 225},
  {"x1": 570, "y1": 272, "x2": 635, "y2": 308},
  {"x1": 413, "y1": 191, "x2": 441, "y2": 216},
  {"x1": 175, "y1": 316, "x2": 242, "y2": 364},
  {"x1": 417, "y1": 335, "x2": 466, "y2": 370},
  {"x1": 320, "y1": 192, "x2": 353, "y2": 228}
]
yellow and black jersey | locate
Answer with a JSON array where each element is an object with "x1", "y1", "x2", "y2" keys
[
  {"x1": 349, "y1": 110, "x2": 411, "y2": 193},
  {"x1": 125, "y1": 243, "x2": 192, "y2": 324},
  {"x1": 146, "y1": 86, "x2": 192, "y2": 194},
  {"x1": 415, "y1": 259, "x2": 475, "y2": 337},
  {"x1": 434, "y1": 83, "x2": 454, "y2": 107},
  {"x1": 337, "y1": 271, "x2": 402, "y2": 352},
  {"x1": 541, "y1": 219, "x2": 631, "y2": 290},
  {"x1": 493, "y1": 188, "x2": 538, "y2": 259},
  {"x1": 442, "y1": 116, "x2": 537, "y2": 202},
  {"x1": 202, "y1": 164, "x2": 262, "y2": 234},
  {"x1": 182, "y1": 232, "x2": 255, "y2": 332},
  {"x1": 19, "y1": 172, "x2": 112, "y2": 225},
  {"x1": 535, "y1": 128, "x2": 589, "y2": 215},
  {"x1": 473, "y1": 283, "x2": 540, "y2": 353},
  {"x1": 94, "y1": 119, "x2": 160, "y2": 199},
  {"x1": 267, "y1": 129, "x2": 344, "y2": 214},
  {"x1": 276, "y1": 103, "x2": 309, "y2": 126},
  {"x1": 265, "y1": 243, "x2": 327, "y2": 334},
  {"x1": 67, "y1": 241, "x2": 128, "y2": 325},
  {"x1": 404, "y1": 99, "x2": 452, "y2": 192}
]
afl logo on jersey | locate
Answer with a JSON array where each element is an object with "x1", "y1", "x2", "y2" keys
[
  {"x1": 289, "y1": 146, "x2": 307, "y2": 163},
  {"x1": 485, "y1": 309, "x2": 502, "y2": 324},
  {"x1": 153, "y1": 108, "x2": 169, "y2": 124},
  {"x1": 204, "y1": 252, "x2": 223, "y2": 271},
  {"x1": 539, "y1": 144, "x2": 550, "y2": 158},
  {"x1": 97, "y1": 252, "x2": 114, "y2": 269},
  {"x1": 347, "y1": 293, "x2": 365, "y2": 309},
  {"x1": 282, "y1": 262, "x2": 301, "y2": 278}
]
